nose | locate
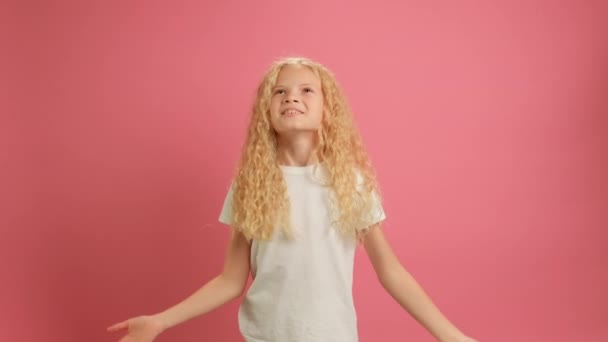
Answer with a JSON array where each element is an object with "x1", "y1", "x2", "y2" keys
[{"x1": 282, "y1": 91, "x2": 300, "y2": 103}]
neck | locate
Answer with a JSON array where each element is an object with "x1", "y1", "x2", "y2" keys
[{"x1": 276, "y1": 132, "x2": 319, "y2": 167}]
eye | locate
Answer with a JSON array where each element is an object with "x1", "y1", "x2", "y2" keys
[
  {"x1": 274, "y1": 89, "x2": 285, "y2": 95},
  {"x1": 303, "y1": 87, "x2": 314, "y2": 93}
]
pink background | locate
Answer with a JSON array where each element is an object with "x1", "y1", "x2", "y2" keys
[{"x1": 2, "y1": 1, "x2": 607, "y2": 341}]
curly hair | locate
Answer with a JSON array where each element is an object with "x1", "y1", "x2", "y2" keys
[{"x1": 228, "y1": 56, "x2": 382, "y2": 241}]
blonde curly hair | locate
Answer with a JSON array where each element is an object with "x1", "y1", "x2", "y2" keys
[{"x1": 228, "y1": 56, "x2": 382, "y2": 241}]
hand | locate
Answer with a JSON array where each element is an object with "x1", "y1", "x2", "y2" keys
[{"x1": 107, "y1": 315, "x2": 166, "y2": 342}]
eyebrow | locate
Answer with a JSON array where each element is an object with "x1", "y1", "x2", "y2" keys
[{"x1": 272, "y1": 83, "x2": 319, "y2": 89}]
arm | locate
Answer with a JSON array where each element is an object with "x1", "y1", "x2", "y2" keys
[
  {"x1": 362, "y1": 224, "x2": 475, "y2": 342},
  {"x1": 154, "y1": 229, "x2": 251, "y2": 330}
]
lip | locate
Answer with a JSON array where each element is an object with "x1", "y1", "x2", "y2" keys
[{"x1": 281, "y1": 108, "x2": 304, "y2": 115}]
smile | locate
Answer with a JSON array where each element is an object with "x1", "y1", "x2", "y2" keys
[{"x1": 281, "y1": 109, "x2": 304, "y2": 115}]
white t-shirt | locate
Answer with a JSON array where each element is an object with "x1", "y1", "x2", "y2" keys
[{"x1": 218, "y1": 163, "x2": 386, "y2": 342}]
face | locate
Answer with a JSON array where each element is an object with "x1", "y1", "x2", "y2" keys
[{"x1": 269, "y1": 64, "x2": 324, "y2": 136}]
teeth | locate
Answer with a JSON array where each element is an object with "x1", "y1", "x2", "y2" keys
[{"x1": 284, "y1": 109, "x2": 300, "y2": 115}]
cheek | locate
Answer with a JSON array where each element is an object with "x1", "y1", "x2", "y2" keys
[
  {"x1": 314, "y1": 101, "x2": 324, "y2": 121},
  {"x1": 269, "y1": 96, "x2": 280, "y2": 108},
  {"x1": 313, "y1": 110, "x2": 324, "y2": 125}
]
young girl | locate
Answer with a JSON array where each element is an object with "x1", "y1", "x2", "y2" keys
[{"x1": 107, "y1": 57, "x2": 478, "y2": 342}]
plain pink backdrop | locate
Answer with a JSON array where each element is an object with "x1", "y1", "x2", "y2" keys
[{"x1": 2, "y1": 0, "x2": 607, "y2": 341}]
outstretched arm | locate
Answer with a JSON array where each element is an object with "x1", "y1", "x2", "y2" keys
[
  {"x1": 362, "y1": 224, "x2": 476, "y2": 342},
  {"x1": 107, "y1": 229, "x2": 251, "y2": 340},
  {"x1": 157, "y1": 229, "x2": 251, "y2": 329}
]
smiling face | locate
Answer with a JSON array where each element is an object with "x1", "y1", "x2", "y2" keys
[{"x1": 269, "y1": 64, "x2": 324, "y2": 136}]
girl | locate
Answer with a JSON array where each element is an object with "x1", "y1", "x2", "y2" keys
[{"x1": 107, "y1": 57, "x2": 478, "y2": 342}]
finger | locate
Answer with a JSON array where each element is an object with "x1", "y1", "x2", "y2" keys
[{"x1": 107, "y1": 320, "x2": 128, "y2": 332}]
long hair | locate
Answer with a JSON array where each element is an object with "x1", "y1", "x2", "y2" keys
[{"x1": 229, "y1": 56, "x2": 382, "y2": 241}]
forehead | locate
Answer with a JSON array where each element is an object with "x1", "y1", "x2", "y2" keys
[{"x1": 275, "y1": 64, "x2": 320, "y2": 86}]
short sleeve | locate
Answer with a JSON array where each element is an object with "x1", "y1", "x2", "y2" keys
[
  {"x1": 357, "y1": 189, "x2": 386, "y2": 230},
  {"x1": 355, "y1": 170, "x2": 387, "y2": 230},
  {"x1": 218, "y1": 182, "x2": 234, "y2": 226}
]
